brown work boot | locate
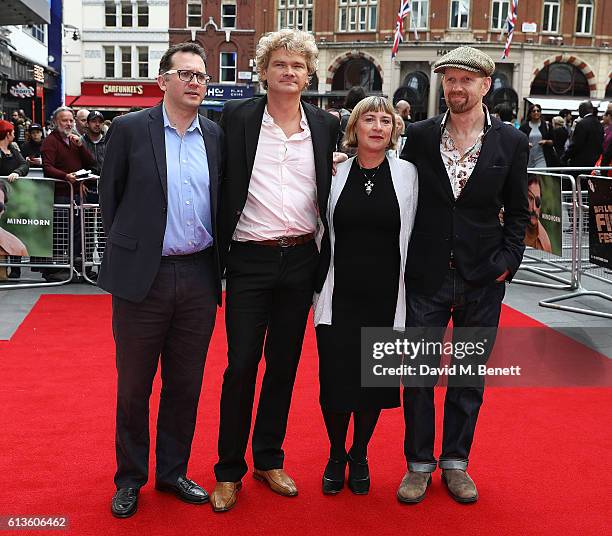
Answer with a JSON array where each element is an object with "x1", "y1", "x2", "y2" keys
[
  {"x1": 396, "y1": 471, "x2": 432, "y2": 504},
  {"x1": 210, "y1": 481, "x2": 242, "y2": 512},
  {"x1": 253, "y1": 469, "x2": 298, "y2": 497},
  {"x1": 442, "y1": 469, "x2": 478, "y2": 503}
]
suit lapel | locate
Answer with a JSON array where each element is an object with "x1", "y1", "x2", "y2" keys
[
  {"x1": 244, "y1": 96, "x2": 267, "y2": 182},
  {"x1": 428, "y1": 118, "x2": 455, "y2": 201},
  {"x1": 148, "y1": 104, "x2": 168, "y2": 200},
  {"x1": 459, "y1": 122, "x2": 500, "y2": 200},
  {"x1": 199, "y1": 117, "x2": 218, "y2": 226},
  {"x1": 303, "y1": 103, "x2": 330, "y2": 213}
]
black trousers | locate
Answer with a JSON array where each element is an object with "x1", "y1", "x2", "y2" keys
[
  {"x1": 214, "y1": 240, "x2": 318, "y2": 482},
  {"x1": 403, "y1": 268, "x2": 505, "y2": 473},
  {"x1": 112, "y1": 250, "x2": 217, "y2": 489}
]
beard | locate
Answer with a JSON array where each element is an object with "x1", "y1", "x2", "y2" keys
[
  {"x1": 57, "y1": 126, "x2": 73, "y2": 137},
  {"x1": 446, "y1": 92, "x2": 479, "y2": 114}
]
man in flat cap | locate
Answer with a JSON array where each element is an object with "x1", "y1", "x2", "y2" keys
[{"x1": 398, "y1": 46, "x2": 529, "y2": 504}]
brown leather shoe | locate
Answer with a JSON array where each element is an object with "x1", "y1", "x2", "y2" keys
[
  {"x1": 396, "y1": 471, "x2": 432, "y2": 504},
  {"x1": 442, "y1": 469, "x2": 478, "y2": 503},
  {"x1": 253, "y1": 469, "x2": 298, "y2": 497},
  {"x1": 210, "y1": 481, "x2": 242, "y2": 512}
]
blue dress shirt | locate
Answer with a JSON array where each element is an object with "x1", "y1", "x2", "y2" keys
[{"x1": 162, "y1": 105, "x2": 213, "y2": 256}]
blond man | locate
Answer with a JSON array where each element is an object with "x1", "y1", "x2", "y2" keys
[{"x1": 211, "y1": 29, "x2": 339, "y2": 512}]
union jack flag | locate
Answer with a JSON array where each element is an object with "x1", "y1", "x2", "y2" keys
[
  {"x1": 391, "y1": 0, "x2": 413, "y2": 58},
  {"x1": 502, "y1": 0, "x2": 518, "y2": 59}
]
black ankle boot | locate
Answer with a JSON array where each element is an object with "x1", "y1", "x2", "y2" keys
[
  {"x1": 322, "y1": 457, "x2": 347, "y2": 495},
  {"x1": 347, "y1": 453, "x2": 370, "y2": 495}
]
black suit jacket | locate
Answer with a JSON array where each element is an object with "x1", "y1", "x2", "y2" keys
[
  {"x1": 564, "y1": 114, "x2": 604, "y2": 168},
  {"x1": 218, "y1": 96, "x2": 339, "y2": 270},
  {"x1": 98, "y1": 104, "x2": 224, "y2": 304},
  {"x1": 400, "y1": 114, "x2": 529, "y2": 296}
]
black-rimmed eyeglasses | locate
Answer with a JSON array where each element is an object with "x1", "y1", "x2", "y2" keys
[{"x1": 163, "y1": 69, "x2": 212, "y2": 85}]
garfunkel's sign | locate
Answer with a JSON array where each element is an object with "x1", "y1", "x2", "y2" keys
[
  {"x1": 102, "y1": 84, "x2": 144, "y2": 96},
  {"x1": 8, "y1": 81, "x2": 35, "y2": 99}
]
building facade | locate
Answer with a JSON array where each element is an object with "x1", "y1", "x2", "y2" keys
[
  {"x1": 0, "y1": 0, "x2": 56, "y2": 123},
  {"x1": 168, "y1": 0, "x2": 257, "y2": 117},
  {"x1": 254, "y1": 0, "x2": 611, "y2": 119},
  {"x1": 63, "y1": 0, "x2": 169, "y2": 115}
]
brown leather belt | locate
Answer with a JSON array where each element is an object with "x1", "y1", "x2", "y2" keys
[{"x1": 241, "y1": 233, "x2": 315, "y2": 248}]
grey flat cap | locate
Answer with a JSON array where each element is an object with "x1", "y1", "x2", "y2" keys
[{"x1": 433, "y1": 46, "x2": 496, "y2": 77}]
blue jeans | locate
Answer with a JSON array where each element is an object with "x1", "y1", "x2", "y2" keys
[{"x1": 403, "y1": 268, "x2": 505, "y2": 472}]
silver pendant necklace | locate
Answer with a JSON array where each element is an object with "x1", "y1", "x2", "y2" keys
[{"x1": 358, "y1": 161, "x2": 381, "y2": 196}]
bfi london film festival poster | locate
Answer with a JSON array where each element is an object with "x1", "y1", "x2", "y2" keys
[
  {"x1": 524, "y1": 173, "x2": 562, "y2": 257},
  {"x1": 587, "y1": 176, "x2": 612, "y2": 269},
  {"x1": 0, "y1": 179, "x2": 54, "y2": 258}
]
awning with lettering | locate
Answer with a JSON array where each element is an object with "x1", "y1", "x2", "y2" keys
[{"x1": 65, "y1": 95, "x2": 162, "y2": 110}]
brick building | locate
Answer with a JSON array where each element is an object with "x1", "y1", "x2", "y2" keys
[
  {"x1": 169, "y1": 0, "x2": 258, "y2": 117},
  {"x1": 170, "y1": 0, "x2": 611, "y2": 120}
]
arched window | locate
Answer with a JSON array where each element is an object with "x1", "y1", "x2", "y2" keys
[
  {"x1": 331, "y1": 58, "x2": 382, "y2": 92},
  {"x1": 393, "y1": 71, "x2": 429, "y2": 121},
  {"x1": 530, "y1": 63, "x2": 589, "y2": 97}
]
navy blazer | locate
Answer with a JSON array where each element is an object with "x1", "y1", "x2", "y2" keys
[
  {"x1": 98, "y1": 104, "x2": 224, "y2": 304},
  {"x1": 401, "y1": 114, "x2": 529, "y2": 295}
]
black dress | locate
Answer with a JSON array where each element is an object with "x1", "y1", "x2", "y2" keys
[{"x1": 316, "y1": 157, "x2": 401, "y2": 411}]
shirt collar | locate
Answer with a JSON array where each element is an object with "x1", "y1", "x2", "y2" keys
[
  {"x1": 262, "y1": 104, "x2": 309, "y2": 131},
  {"x1": 441, "y1": 104, "x2": 492, "y2": 134},
  {"x1": 162, "y1": 104, "x2": 202, "y2": 134}
]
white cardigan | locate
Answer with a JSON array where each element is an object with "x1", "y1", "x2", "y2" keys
[{"x1": 314, "y1": 156, "x2": 418, "y2": 330}]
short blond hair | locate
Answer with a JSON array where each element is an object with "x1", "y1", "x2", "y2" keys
[
  {"x1": 256, "y1": 29, "x2": 318, "y2": 90},
  {"x1": 343, "y1": 96, "x2": 398, "y2": 151},
  {"x1": 551, "y1": 115, "x2": 565, "y2": 128}
]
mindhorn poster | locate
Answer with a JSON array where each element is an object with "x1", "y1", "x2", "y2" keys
[
  {"x1": 524, "y1": 173, "x2": 562, "y2": 257},
  {"x1": 587, "y1": 176, "x2": 612, "y2": 269},
  {"x1": 0, "y1": 178, "x2": 54, "y2": 258}
]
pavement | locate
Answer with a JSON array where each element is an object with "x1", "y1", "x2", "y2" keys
[{"x1": 1, "y1": 266, "x2": 611, "y2": 357}]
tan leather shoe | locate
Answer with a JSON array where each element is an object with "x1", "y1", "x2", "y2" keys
[
  {"x1": 210, "y1": 481, "x2": 242, "y2": 512},
  {"x1": 396, "y1": 471, "x2": 432, "y2": 504},
  {"x1": 253, "y1": 469, "x2": 298, "y2": 497},
  {"x1": 442, "y1": 469, "x2": 478, "y2": 503}
]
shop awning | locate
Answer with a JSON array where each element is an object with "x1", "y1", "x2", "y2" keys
[
  {"x1": 66, "y1": 95, "x2": 162, "y2": 110},
  {"x1": 524, "y1": 96, "x2": 610, "y2": 116}
]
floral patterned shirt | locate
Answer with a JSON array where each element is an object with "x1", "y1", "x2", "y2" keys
[{"x1": 440, "y1": 108, "x2": 492, "y2": 199}]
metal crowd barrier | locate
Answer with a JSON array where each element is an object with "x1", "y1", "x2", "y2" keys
[
  {"x1": 78, "y1": 176, "x2": 103, "y2": 285},
  {"x1": 512, "y1": 170, "x2": 578, "y2": 290},
  {"x1": 0, "y1": 175, "x2": 75, "y2": 290},
  {"x1": 538, "y1": 169, "x2": 612, "y2": 319}
]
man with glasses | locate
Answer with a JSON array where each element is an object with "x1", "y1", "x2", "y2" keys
[{"x1": 99, "y1": 42, "x2": 223, "y2": 518}]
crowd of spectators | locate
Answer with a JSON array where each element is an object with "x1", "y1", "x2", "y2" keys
[{"x1": 1, "y1": 96, "x2": 611, "y2": 282}]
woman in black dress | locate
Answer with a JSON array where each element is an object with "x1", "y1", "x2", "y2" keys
[{"x1": 314, "y1": 97, "x2": 418, "y2": 495}]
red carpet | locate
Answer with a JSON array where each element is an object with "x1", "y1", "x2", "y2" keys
[{"x1": 0, "y1": 295, "x2": 610, "y2": 535}]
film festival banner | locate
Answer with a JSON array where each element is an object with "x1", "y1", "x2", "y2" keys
[
  {"x1": 586, "y1": 176, "x2": 612, "y2": 269},
  {"x1": 524, "y1": 173, "x2": 562, "y2": 256},
  {"x1": 0, "y1": 179, "x2": 54, "y2": 258}
]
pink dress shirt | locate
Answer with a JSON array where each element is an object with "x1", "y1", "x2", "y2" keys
[{"x1": 233, "y1": 105, "x2": 317, "y2": 242}]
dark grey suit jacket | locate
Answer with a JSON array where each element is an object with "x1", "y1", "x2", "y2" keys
[{"x1": 98, "y1": 103, "x2": 224, "y2": 304}]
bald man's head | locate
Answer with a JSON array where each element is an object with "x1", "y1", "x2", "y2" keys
[
  {"x1": 75, "y1": 109, "x2": 90, "y2": 135},
  {"x1": 395, "y1": 100, "x2": 411, "y2": 119}
]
